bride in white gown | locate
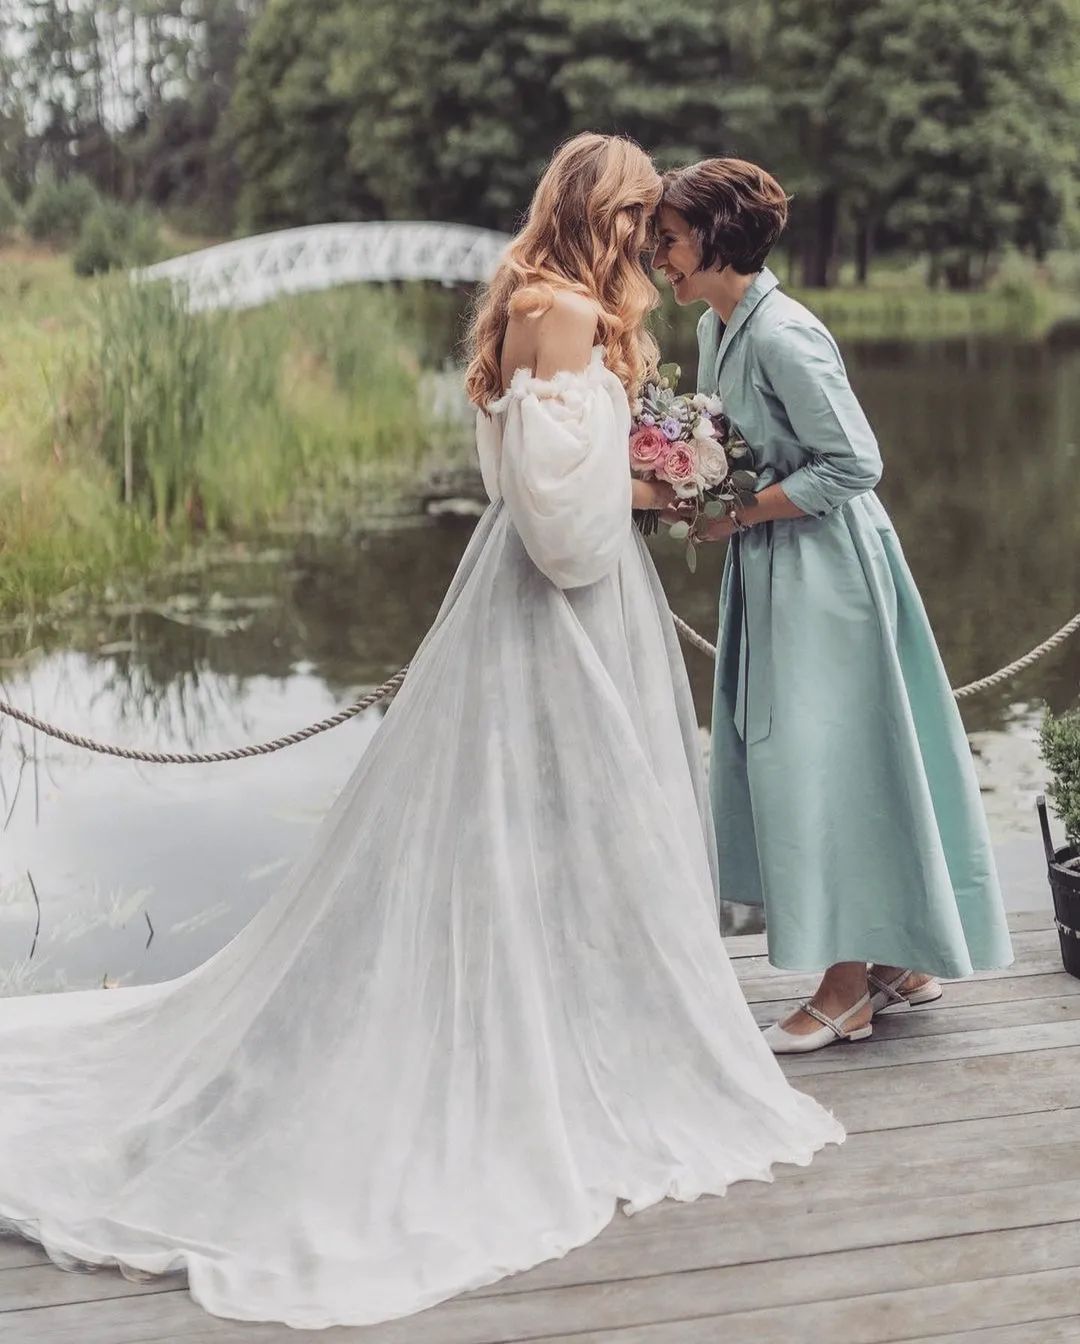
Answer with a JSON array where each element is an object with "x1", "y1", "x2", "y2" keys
[{"x1": 0, "y1": 132, "x2": 843, "y2": 1329}]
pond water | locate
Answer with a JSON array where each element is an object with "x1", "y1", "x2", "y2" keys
[{"x1": 2, "y1": 335, "x2": 1078, "y2": 990}]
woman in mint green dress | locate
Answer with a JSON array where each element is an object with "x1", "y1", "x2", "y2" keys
[{"x1": 654, "y1": 158, "x2": 1013, "y2": 1054}]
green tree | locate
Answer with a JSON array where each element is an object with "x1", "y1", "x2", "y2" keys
[
  {"x1": 0, "y1": 20, "x2": 34, "y2": 202},
  {"x1": 719, "y1": 1, "x2": 869, "y2": 287},
  {"x1": 330, "y1": 0, "x2": 569, "y2": 230},
  {"x1": 530, "y1": 0, "x2": 738, "y2": 171},
  {"x1": 733, "y1": 0, "x2": 1079, "y2": 288},
  {"x1": 125, "y1": 0, "x2": 259, "y2": 231},
  {"x1": 879, "y1": 0, "x2": 1078, "y2": 288},
  {"x1": 0, "y1": 176, "x2": 19, "y2": 240},
  {"x1": 329, "y1": 0, "x2": 742, "y2": 229},
  {"x1": 1, "y1": 0, "x2": 259, "y2": 230},
  {"x1": 231, "y1": 0, "x2": 377, "y2": 229}
]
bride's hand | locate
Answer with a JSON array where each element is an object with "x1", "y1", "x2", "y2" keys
[{"x1": 632, "y1": 479, "x2": 678, "y2": 511}]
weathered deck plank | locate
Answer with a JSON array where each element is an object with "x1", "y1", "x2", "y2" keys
[
  {"x1": 7, "y1": 1177, "x2": 1080, "y2": 1317},
  {"x1": 16, "y1": 1108, "x2": 1077, "y2": 1301},
  {"x1": 8, "y1": 1224, "x2": 1080, "y2": 1344},
  {"x1": 912, "y1": 1322, "x2": 1080, "y2": 1344},
  {"x1": 0, "y1": 1242, "x2": 46, "y2": 1271},
  {"x1": 2, "y1": 910, "x2": 1076, "y2": 1344},
  {"x1": 756, "y1": 969, "x2": 1080, "y2": 1023},
  {"x1": 754, "y1": 987, "x2": 1080, "y2": 1036},
  {"x1": 781, "y1": 1016, "x2": 1080, "y2": 1076},
  {"x1": 526, "y1": 1270, "x2": 1080, "y2": 1344},
  {"x1": 737, "y1": 942, "x2": 1064, "y2": 1005}
]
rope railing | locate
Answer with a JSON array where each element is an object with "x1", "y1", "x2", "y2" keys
[
  {"x1": 1, "y1": 609, "x2": 1078, "y2": 766},
  {"x1": 669, "y1": 608, "x2": 1080, "y2": 701}
]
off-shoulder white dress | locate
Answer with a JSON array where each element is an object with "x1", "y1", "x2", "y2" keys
[{"x1": 0, "y1": 350, "x2": 843, "y2": 1329}]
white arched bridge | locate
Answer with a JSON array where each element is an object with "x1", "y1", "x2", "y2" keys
[{"x1": 133, "y1": 221, "x2": 512, "y2": 313}]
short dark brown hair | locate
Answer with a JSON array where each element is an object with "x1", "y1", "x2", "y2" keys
[{"x1": 661, "y1": 158, "x2": 790, "y2": 274}]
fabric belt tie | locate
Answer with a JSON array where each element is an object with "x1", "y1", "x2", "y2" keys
[{"x1": 731, "y1": 523, "x2": 774, "y2": 746}]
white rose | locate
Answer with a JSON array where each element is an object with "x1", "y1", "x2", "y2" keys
[
  {"x1": 691, "y1": 415, "x2": 716, "y2": 441},
  {"x1": 690, "y1": 393, "x2": 710, "y2": 410},
  {"x1": 696, "y1": 440, "x2": 730, "y2": 486},
  {"x1": 705, "y1": 395, "x2": 724, "y2": 416}
]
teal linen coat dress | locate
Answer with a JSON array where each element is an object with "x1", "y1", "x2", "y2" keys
[{"x1": 699, "y1": 267, "x2": 1013, "y2": 976}]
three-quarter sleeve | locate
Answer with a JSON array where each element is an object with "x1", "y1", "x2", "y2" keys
[
  {"x1": 494, "y1": 362, "x2": 632, "y2": 590},
  {"x1": 760, "y1": 322, "x2": 882, "y2": 518}
]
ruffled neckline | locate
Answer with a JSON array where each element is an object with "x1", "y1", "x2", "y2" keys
[{"x1": 489, "y1": 345, "x2": 609, "y2": 413}]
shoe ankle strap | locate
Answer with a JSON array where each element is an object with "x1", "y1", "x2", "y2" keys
[
  {"x1": 800, "y1": 1001, "x2": 844, "y2": 1037},
  {"x1": 867, "y1": 969, "x2": 910, "y2": 1004}
]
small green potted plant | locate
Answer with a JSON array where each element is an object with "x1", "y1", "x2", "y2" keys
[{"x1": 1038, "y1": 707, "x2": 1080, "y2": 979}]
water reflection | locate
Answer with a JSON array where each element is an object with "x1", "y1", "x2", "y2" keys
[{"x1": 2, "y1": 337, "x2": 1078, "y2": 987}]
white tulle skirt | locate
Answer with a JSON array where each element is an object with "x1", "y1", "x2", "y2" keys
[{"x1": 0, "y1": 505, "x2": 843, "y2": 1328}]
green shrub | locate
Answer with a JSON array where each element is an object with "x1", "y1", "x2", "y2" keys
[
  {"x1": 73, "y1": 202, "x2": 163, "y2": 277},
  {"x1": 1040, "y1": 707, "x2": 1080, "y2": 850},
  {"x1": 125, "y1": 205, "x2": 163, "y2": 266},
  {"x1": 0, "y1": 178, "x2": 19, "y2": 241},
  {"x1": 24, "y1": 174, "x2": 101, "y2": 245},
  {"x1": 73, "y1": 208, "x2": 127, "y2": 276}
]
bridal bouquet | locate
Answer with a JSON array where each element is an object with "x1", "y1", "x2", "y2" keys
[{"x1": 629, "y1": 364, "x2": 758, "y2": 572}]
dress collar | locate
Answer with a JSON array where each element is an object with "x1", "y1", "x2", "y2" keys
[{"x1": 714, "y1": 266, "x2": 780, "y2": 377}]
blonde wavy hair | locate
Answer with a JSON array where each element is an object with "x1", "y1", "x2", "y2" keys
[{"x1": 465, "y1": 132, "x2": 662, "y2": 409}]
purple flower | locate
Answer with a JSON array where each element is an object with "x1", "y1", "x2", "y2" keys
[
  {"x1": 640, "y1": 413, "x2": 656, "y2": 427},
  {"x1": 660, "y1": 417, "x2": 681, "y2": 441}
]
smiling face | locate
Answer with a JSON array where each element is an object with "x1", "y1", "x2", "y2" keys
[{"x1": 653, "y1": 205, "x2": 709, "y2": 305}]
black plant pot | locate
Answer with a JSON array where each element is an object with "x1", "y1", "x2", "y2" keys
[{"x1": 1038, "y1": 795, "x2": 1080, "y2": 980}]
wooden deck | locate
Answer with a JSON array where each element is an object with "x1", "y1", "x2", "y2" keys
[{"x1": 3, "y1": 909, "x2": 1079, "y2": 1344}]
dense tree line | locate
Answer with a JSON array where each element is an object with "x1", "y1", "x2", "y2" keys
[
  {"x1": 0, "y1": 0, "x2": 257, "y2": 231},
  {"x1": 1, "y1": 0, "x2": 1077, "y2": 286}
]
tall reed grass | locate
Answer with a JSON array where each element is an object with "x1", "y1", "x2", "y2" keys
[
  {"x1": 0, "y1": 256, "x2": 467, "y2": 620},
  {"x1": 71, "y1": 279, "x2": 442, "y2": 533}
]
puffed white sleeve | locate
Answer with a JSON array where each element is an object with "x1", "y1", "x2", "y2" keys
[{"x1": 493, "y1": 363, "x2": 633, "y2": 590}]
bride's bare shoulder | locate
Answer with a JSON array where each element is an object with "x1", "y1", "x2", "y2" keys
[
  {"x1": 502, "y1": 285, "x2": 601, "y2": 384},
  {"x1": 533, "y1": 289, "x2": 601, "y2": 378}
]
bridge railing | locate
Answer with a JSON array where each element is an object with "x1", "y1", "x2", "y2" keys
[{"x1": 132, "y1": 221, "x2": 511, "y2": 313}]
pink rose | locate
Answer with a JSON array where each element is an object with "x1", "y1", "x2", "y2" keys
[
  {"x1": 629, "y1": 425, "x2": 668, "y2": 471},
  {"x1": 659, "y1": 444, "x2": 696, "y2": 485}
]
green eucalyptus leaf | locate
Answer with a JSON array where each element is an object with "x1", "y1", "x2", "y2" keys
[
  {"x1": 731, "y1": 470, "x2": 757, "y2": 491},
  {"x1": 685, "y1": 541, "x2": 698, "y2": 573},
  {"x1": 668, "y1": 520, "x2": 691, "y2": 541},
  {"x1": 704, "y1": 500, "x2": 728, "y2": 518}
]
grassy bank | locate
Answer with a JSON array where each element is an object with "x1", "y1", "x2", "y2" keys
[
  {"x1": 0, "y1": 247, "x2": 467, "y2": 622},
  {"x1": 655, "y1": 251, "x2": 1080, "y2": 353}
]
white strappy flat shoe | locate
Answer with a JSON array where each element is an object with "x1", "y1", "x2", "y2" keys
[
  {"x1": 762, "y1": 992, "x2": 874, "y2": 1055},
  {"x1": 867, "y1": 968, "x2": 943, "y2": 1016}
]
